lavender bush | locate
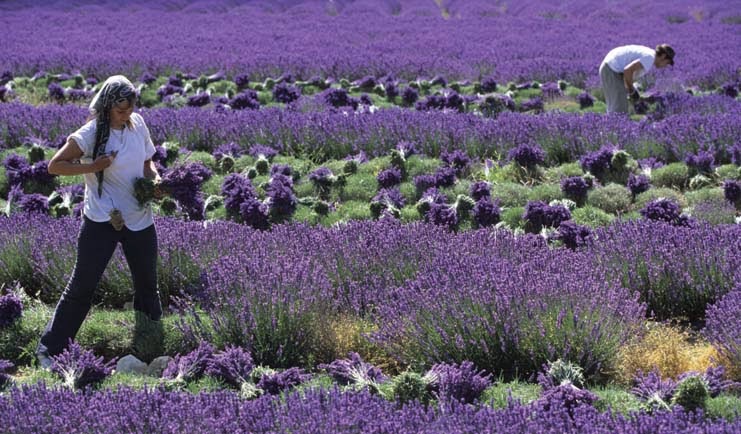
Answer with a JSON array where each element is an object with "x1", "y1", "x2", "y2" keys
[
  {"x1": 704, "y1": 289, "x2": 741, "y2": 373},
  {"x1": 50, "y1": 340, "x2": 116, "y2": 390}
]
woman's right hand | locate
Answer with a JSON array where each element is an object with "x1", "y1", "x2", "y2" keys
[{"x1": 93, "y1": 153, "x2": 116, "y2": 172}]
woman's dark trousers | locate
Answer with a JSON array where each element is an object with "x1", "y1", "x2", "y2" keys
[{"x1": 37, "y1": 216, "x2": 162, "y2": 357}]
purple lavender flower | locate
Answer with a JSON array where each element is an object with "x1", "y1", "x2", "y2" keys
[
  {"x1": 534, "y1": 384, "x2": 599, "y2": 419},
  {"x1": 51, "y1": 340, "x2": 115, "y2": 390},
  {"x1": 552, "y1": 221, "x2": 593, "y2": 250},
  {"x1": 441, "y1": 149, "x2": 471, "y2": 175},
  {"x1": 640, "y1": 198, "x2": 691, "y2": 226},
  {"x1": 705, "y1": 290, "x2": 741, "y2": 373},
  {"x1": 359, "y1": 94, "x2": 373, "y2": 106},
  {"x1": 523, "y1": 201, "x2": 571, "y2": 232},
  {"x1": 187, "y1": 92, "x2": 211, "y2": 107},
  {"x1": 318, "y1": 352, "x2": 386, "y2": 386},
  {"x1": 401, "y1": 87, "x2": 419, "y2": 106},
  {"x1": 413, "y1": 174, "x2": 438, "y2": 197},
  {"x1": 631, "y1": 369, "x2": 677, "y2": 402},
  {"x1": 266, "y1": 174, "x2": 296, "y2": 223},
  {"x1": 163, "y1": 341, "x2": 215, "y2": 383},
  {"x1": 469, "y1": 181, "x2": 491, "y2": 201},
  {"x1": 385, "y1": 81, "x2": 399, "y2": 99},
  {"x1": 139, "y1": 72, "x2": 156, "y2": 85},
  {"x1": 213, "y1": 142, "x2": 244, "y2": 161},
  {"x1": 580, "y1": 146, "x2": 616, "y2": 179},
  {"x1": 229, "y1": 90, "x2": 260, "y2": 110},
  {"x1": 0, "y1": 70, "x2": 13, "y2": 85},
  {"x1": 723, "y1": 179, "x2": 741, "y2": 205},
  {"x1": 426, "y1": 361, "x2": 492, "y2": 404},
  {"x1": 222, "y1": 173, "x2": 257, "y2": 218},
  {"x1": 47, "y1": 82, "x2": 65, "y2": 102},
  {"x1": 375, "y1": 188, "x2": 406, "y2": 209},
  {"x1": 256, "y1": 367, "x2": 310, "y2": 395},
  {"x1": 355, "y1": 76, "x2": 377, "y2": 90},
  {"x1": 560, "y1": 176, "x2": 589, "y2": 203},
  {"x1": 685, "y1": 150, "x2": 715, "y2": 174},
  {"x1": 157, "y1": 84, "x2": 184, "y2": 100},
  {"x1": 395, "y1": 141, "x2": 417, "y2": 158},
  {"x1": 67, "y1": 89, "x2": 92, "y2": 101},
  {"x1": 30, "y1": 160, "x2": 56, "y2": 187},
  {"x1": 472, "y1": 198, "x2": 501, "y2": 228},
  {"x1": 430, "y1": 75, "x2": 447, "y2": 87},
  {"x1": 248, "y1": 144, "x2": 279, "y2": 161},
  {"x1": 0, "y1": 293, "x2": 23, "y2": 328},
  {"x1": 520, "y1": 96, "x2": 544, "y2": 112},
  {"x1": 479, "y1": 94, "x2": 515, "y2": 117},
  {"x1": 541, "y1": 82, "x2": 561, "y2": 99},
  {"x1": 480, "y1": 77, "x2": 497, "y2": 93},
  {"x1": 638, "y1": 157, "x2": 665, "y2": 170},
  {"x1": 721, "y1": 82, "x2": 739, "y2": 98},
  {"x1": 272, "y1": 82, "x2": 301, "y2": 104},
  {"x1": 17, "y1": 193, "x2": 49, "y2": 214},
  {"x1": 415, "y1": 95, "x2": 446, "y2": 111},
  {"x1": 234, "y1": 73, "x2": 250, "y2": 89},
  {"x1": 434, "y1": 166, "x2": 457, "y2": 188},
  {"x1": 344, "y1": 151, "x2": 369, "y2": 164},
  {"x1": 270, "y1": 164, "x2": 293, "y2": 178},
  {"x1": 577, "y1": 92, "x2": 595, "y2": 108},
  {"x1": 309, "y1": 167, "x2": 335, "y2": 188},
  {"x1": 627, "y1": 173, "x2": 651, "y2": 197},
  {"x1": 371, "y1": 188, "x2": 406, "y2": 219},
  {"x1": 239, "y1": 198, "x2": 270, "y2": 230},
  {"x1": 425, "y1": 202, "x2": 459, "y2": 231},
  {"x1": 205, "y1": 345, "x2": 253, "y2": 388},
  {"x1": 3, "y1": 154, "x2": 31, "y2": 186},
  {"x1": 323, "y1": 88, "x2": 357, "y2": 109},
  {"x1": 445, "y1": 91, "x2": 465, "y2": 112},
  {"x1": 377, "y1": 167, "x2": 402, "y2": 189},
  {"x1": 55, "y1": 184, "x2": 84, "y2": 203},
  {"x1": 160, "y1": 162, "x2": 212, "y2": 221},
  {"x1": 167, "y1": 75, "x2": 183, "y2": 87},
  {"x1": 508, "y1": 143, "x2": 546, "y2": 169}
]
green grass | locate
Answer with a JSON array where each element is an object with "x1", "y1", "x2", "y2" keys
[
  {"x1": 706, "y1": 394, "x2": 741, "y2": 421},
  {"x1": 592, "y1": 385, "x2": 642, "y2": 415},
  {"x1": 0, "y1": 302, "x2": 192, "y2": 366},
  {"x1": 481, "y1": 380, "x2": 542, "y2": 408}
]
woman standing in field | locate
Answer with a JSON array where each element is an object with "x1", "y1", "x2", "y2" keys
[
  {"x1": 36, "y1": 75, "x2": 163, "y2": 368},
  {"x1": 599, "y1": 43, "x2": 675, "y2": 114}
]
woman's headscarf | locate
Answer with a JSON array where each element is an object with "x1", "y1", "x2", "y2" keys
[{"x1": 89, "y1": 75, "x2": 137, "y2": 197}]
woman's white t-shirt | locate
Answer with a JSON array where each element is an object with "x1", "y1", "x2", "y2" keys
[
  {"x1": 68, "y1": 112, "x2": 156, "y2": 231},
  {"x1": 603, "y1": 45, "x2": 655, "y2": 79}
]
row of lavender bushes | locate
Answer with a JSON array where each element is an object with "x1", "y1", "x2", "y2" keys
[
  {"x1": 1, "y1": 102, "x2": 740, "y2": 164},
  {"x1": 1, "y1": 214, "x2": 738, "y2": 378},
  {"x1": 0, "y1": 384, "x2": 738, "y2": 433},
  {"x1": 1, "y1": 0, "x2": 739, "y2": 88}
]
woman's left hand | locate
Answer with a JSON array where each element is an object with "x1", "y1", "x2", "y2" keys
[{"x1": 153, "y1": 178, "x2": 164, "y2": 200}]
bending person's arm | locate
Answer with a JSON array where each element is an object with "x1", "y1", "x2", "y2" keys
[{"x1": 622, "y1": 60, "x2": 644, "y2": 94}]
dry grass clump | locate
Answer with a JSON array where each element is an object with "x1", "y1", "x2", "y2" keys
[{"x1": 615, "y1": 322, "x2": 721, "y2": 383}]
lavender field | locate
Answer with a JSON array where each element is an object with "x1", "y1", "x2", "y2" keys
[{"x1": 1, "y1": 0, "x2": 740, "y2": 432}]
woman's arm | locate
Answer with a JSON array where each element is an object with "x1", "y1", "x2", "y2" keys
[
  {"x1": 48, "y1": 138, "x2": 113, "y2": 176},
  {"x1": 143, "y1": 159, "x2": 159, "y2": 181},
  {"x1": 143, "y1": 159, "x2": 164, "y2": 199},
  {"x1": 622, "y1": 60, "x2": 644, "y2": 93}
]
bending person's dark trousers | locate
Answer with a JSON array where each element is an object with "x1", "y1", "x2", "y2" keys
[{"x1": 38, "y1": 216, "x2": 162, "y2": 356}]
